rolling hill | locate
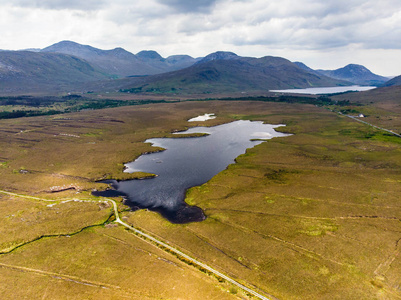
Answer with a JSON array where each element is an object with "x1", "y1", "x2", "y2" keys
[
  {"x1": 293, "y1": 62, "x2": 322, "y2": 75},
  {"x1": 41, "y1": 41, "x2": 160, "y2": 77},
  {"x1": 41, "y1": 41, "x2": 198, "y2": 77},
  {"x1": 294, "y1": 62, "x2": 388, "y2": 86},
  {"x1": 118, "y1": 52, "x2": 351, "y2": 94},
  {"x1": 382, "y1": 75, "x2": 401, "y2": 87},
  {"x1": 0, "y1": 50, "x2": 110, "y2": 94},
  {"x1": 0, "y1": 42, "x2": 375, "y2": 96},
  {"x1": 136, "y1": 50, "x2": 199, "y2": 74},
  {"x1": 317, "y1": 64, "x2": 388, "y2": 86}
]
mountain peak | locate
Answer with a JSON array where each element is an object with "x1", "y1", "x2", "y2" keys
[
  {"x1": 196, "y1": 51, "x2": 239, "y2": 64},
  {"x1": 316, "y1": 63, "x2": 388, "y2": 86},
  {"x1": 136, "y1": 50, "x2": 164, "y2": 61},
  {"x1": 41, "y1": 40, "x2": 103, "y2": 57},
  {"x1": 107, "y1": 47, "x2": 136, "y2": 59},
  {"x1": 341, "y1": 64, "x2": 370, "y2": 73},
  {"x1": 42, "y1": 40, "x2": 89, "y2": 51},
  {"x1": 51, "y1": 40, "x2": 80, "y2": 46},
  {"x1": 332, "y1": 64, "x2": 384, "y2": 81}
]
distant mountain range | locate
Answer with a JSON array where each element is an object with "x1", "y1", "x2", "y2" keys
[
  {"x1": 294, "y1": 62, "x2": 389, "y2": 86},
  {"x1": 41, "y1": 41, "x2": 199, "y2": 77},
  {"x1": 0, "y1": 50, "x2": 108, "y2": 94},
  {"x1": 118, "y1": 52, "x2": 350, "y2": 94},
  {"x1": 0, "y1": 40, "x2": 398, "y2": 95}
]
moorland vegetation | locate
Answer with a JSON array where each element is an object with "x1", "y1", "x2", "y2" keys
[
  {"x1": 1, "y1": 40, "x2": 401, "y2": 299},
  {"x1": 0, "y1": 94, "x2": 400, "y2": 299}
]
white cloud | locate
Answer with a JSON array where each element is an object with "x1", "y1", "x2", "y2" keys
[
  {"x1": 0, "y1": 0, "x2": 107, "y2": 11},
  {"x1": 155, "y1": 0, "x2": 219, "y2": 13},
  {"x1": 0, "y1": 0, "x2": 401, "y2": 75}
]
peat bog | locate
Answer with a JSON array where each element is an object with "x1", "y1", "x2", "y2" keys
[{"x1": 94, "y1": 120, "x2": 290, "y2": 223}]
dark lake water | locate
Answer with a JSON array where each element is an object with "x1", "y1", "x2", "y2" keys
[{"x1": 93, "y1": 120, "x2": 289, "y2": 223}]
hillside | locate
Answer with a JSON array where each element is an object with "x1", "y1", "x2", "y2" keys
[
  {"x1": 295, "y1": 62, "x2": 388, "y2": 86},
  {"x1": 293, "y1": 61, "x2": 321, "y2": 75},
  {"x1": 194, "y1": 51, "x2": 240, "y2": 64},
  {"x1": 119, "y1": 53, "x2": 351, "y2": 94},
  {"x1": 166, "y1": 55, "x2": 201, "y2": 69},
  {"x1": 135, "y1": 50, "x2": 198, "y2": 73},
  {"x1": 1, "y1": 43, "x2": 384, "y2": 96},
  {"x1": 382, "y1": 74, "x2": 401, "y2": 86},
  {"x1": 0, "y1": 50, "x2": 110, "y2": 94},
  {"x1": 317, "y1": 64, "x2": 388, "y2": 86},
  {"x1": 42, "y1": 41, "x2": 198, "y2": 77},
  {"x1": 41, "y1": 41, "x2": 161, "y2": 77}
]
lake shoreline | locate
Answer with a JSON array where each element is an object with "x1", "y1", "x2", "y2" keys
[
  {"x1": 92, "y1": 179, "x2": 207, "y2": 224},
  {"x1": 270, "y1": 85, "x2": 376, "y2": 95},
  {"x1": 92, "y1": 119, "x2": 289, "y2": 224}
]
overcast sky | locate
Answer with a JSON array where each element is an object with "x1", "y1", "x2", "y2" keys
[{"x1": 1, "y1": 0, "x2": 400, "y2": 76}]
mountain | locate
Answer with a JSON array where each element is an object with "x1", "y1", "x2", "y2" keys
[
  {"x1": 135, "y1": 50, "x2": 198, "y2": 73},
  {"x1": 165, "y1": 55, "x2": 201, "y2": 70},
  {"x1": 316, "y1": 64, "x2": 388, "y2": 86},
  {"x1": 2, "y1": 42, "x2": 377, "y2": 96},
  {"x1": 21, "y1": 48, "x2": 41, "y2": 52},
  {"x1": 119, "y1": 53, "x2": 350, "y2": 94},
  {"x1": 41, "y1": 41, "x2": 198, "y2": 77},
  {"x1": 293, "y1": 62, "x2": 321, "y2": 75},
  {"x1": 381, "y1": 75, "x2": 401, "y2": 87},
  {"x1": 195, "y1": 51, "x2": 240, "y2": 64},
  {"x1": 41, "y1": 40, "x2": 160, "y2": 77},
  {"x1": 136, "y1": 50, "x2": 164, "y2": 61},
  {"x1": 0, "y1": 50, "x2": 109, "y2": 94},
  {"x1": 295, "y1": 62, "x2": 388, "y2": 86}
]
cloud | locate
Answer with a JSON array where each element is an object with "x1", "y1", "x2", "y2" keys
[
  {"x1": 167, "y1": 0, "x2": 401, "y2": 51},
  {"x1": 155, "y1": 0, "x2": 219, "y2": 13},
  {"x1": 1, "y1": 0, "x2": 401, "y2": 74},
  {"x1": 2, "y1": 0, "x2": 107, "y2": 11}
]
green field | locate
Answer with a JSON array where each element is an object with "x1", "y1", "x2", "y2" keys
[{"x1": 0, "y1": 98, "x2": 400, "y2": 299}]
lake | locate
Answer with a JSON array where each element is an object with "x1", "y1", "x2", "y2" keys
[
  {"x1": 270, "y1": 85, "x2": 376, "y2": 95},
  {"x1": 93, "y1": 120, "x2": 290, "y2": 223}
]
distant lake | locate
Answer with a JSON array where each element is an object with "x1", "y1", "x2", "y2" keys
[
  {"x1": 93, "y1": 120, "x2": 290, "y2": 223},
  {"x1": 270, "y1": 85, "x2": 376, "y2": 95}
]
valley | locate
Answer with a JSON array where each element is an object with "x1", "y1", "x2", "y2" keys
[
  {"x1": 1, "y1": 96, "x2": 400, "y2": 299},
  {"x1": 1, "y1": 39, "x2": 401, "y2": 299},
  {"x1": 0, "y1": 41, "x2": 392, "y2": 96},
  {"x1": 2, "y1": 0, "x2": 401, "y2": 297}
]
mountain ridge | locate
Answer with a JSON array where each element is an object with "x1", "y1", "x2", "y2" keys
[
  {"x1": 118, "y1": 53, "x2": 351, "y2": 94},
  {"x1": 41, "y1": 40, "x2": 160, "y2": 77},
  {"x1": 0, "y1": 50, "x2": 110, "y2": 94},
  {"x1": 2, "y1": 41, "x2": 395, "y2": 96},
  {"x1": 381, "y1": 75, "x2": 401, "y2": 87},
  {"x1": 41, "y1": 41, "x2": 198, "y2": 77},
  {"x1": 294, "y1": 62, "x2": 388, "y2": 86}
]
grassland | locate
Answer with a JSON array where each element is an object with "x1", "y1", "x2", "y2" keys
[
  {"x1": 332, "y1": 85, "x2": 401, "y2": 134},
  {"x1": 0, "y1": 95, "x2": 174, "y2": 120},
  {"x1": 0, "y1": 99, "x2": 400, "y2": 299}
]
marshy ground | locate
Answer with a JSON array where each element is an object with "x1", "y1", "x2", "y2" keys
[{"x1": 0, "y1": 98, "x2": 400, "y2": 299}]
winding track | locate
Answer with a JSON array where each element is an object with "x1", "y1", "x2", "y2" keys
[{"x1": 0, "y1": 190, "x2": 273, "y2": 300}]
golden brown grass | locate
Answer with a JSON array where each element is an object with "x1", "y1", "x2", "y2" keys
[
  {"x1": 0, "y1": 100, "x2": 400, "y2": 299},
  {"x1": 0, "y1": 194, "x2": 111, "y2": 253},
  {"x1": 332, "y1": 85, "x2": 401, "y2": 133},
  {"x1": 0, "y1": 226, "x2": 237, "y2": 300}
]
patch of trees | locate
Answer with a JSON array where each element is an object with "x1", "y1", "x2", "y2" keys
[
  {"x1": 214, "y1": 95, "x2": 359, "y2": 106},
  {"x1": 340, "y1": 108, "x2": 360, "y2": 115},
  {"x1": 0, "y1": 110, "x2": 60, "y2": 119},
  {"x1": 0, "y1": 96, "x2": 63, "y2": 107},
  {"x1": 0, "y1": 98, "x2": 171, "y2": 120}
]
